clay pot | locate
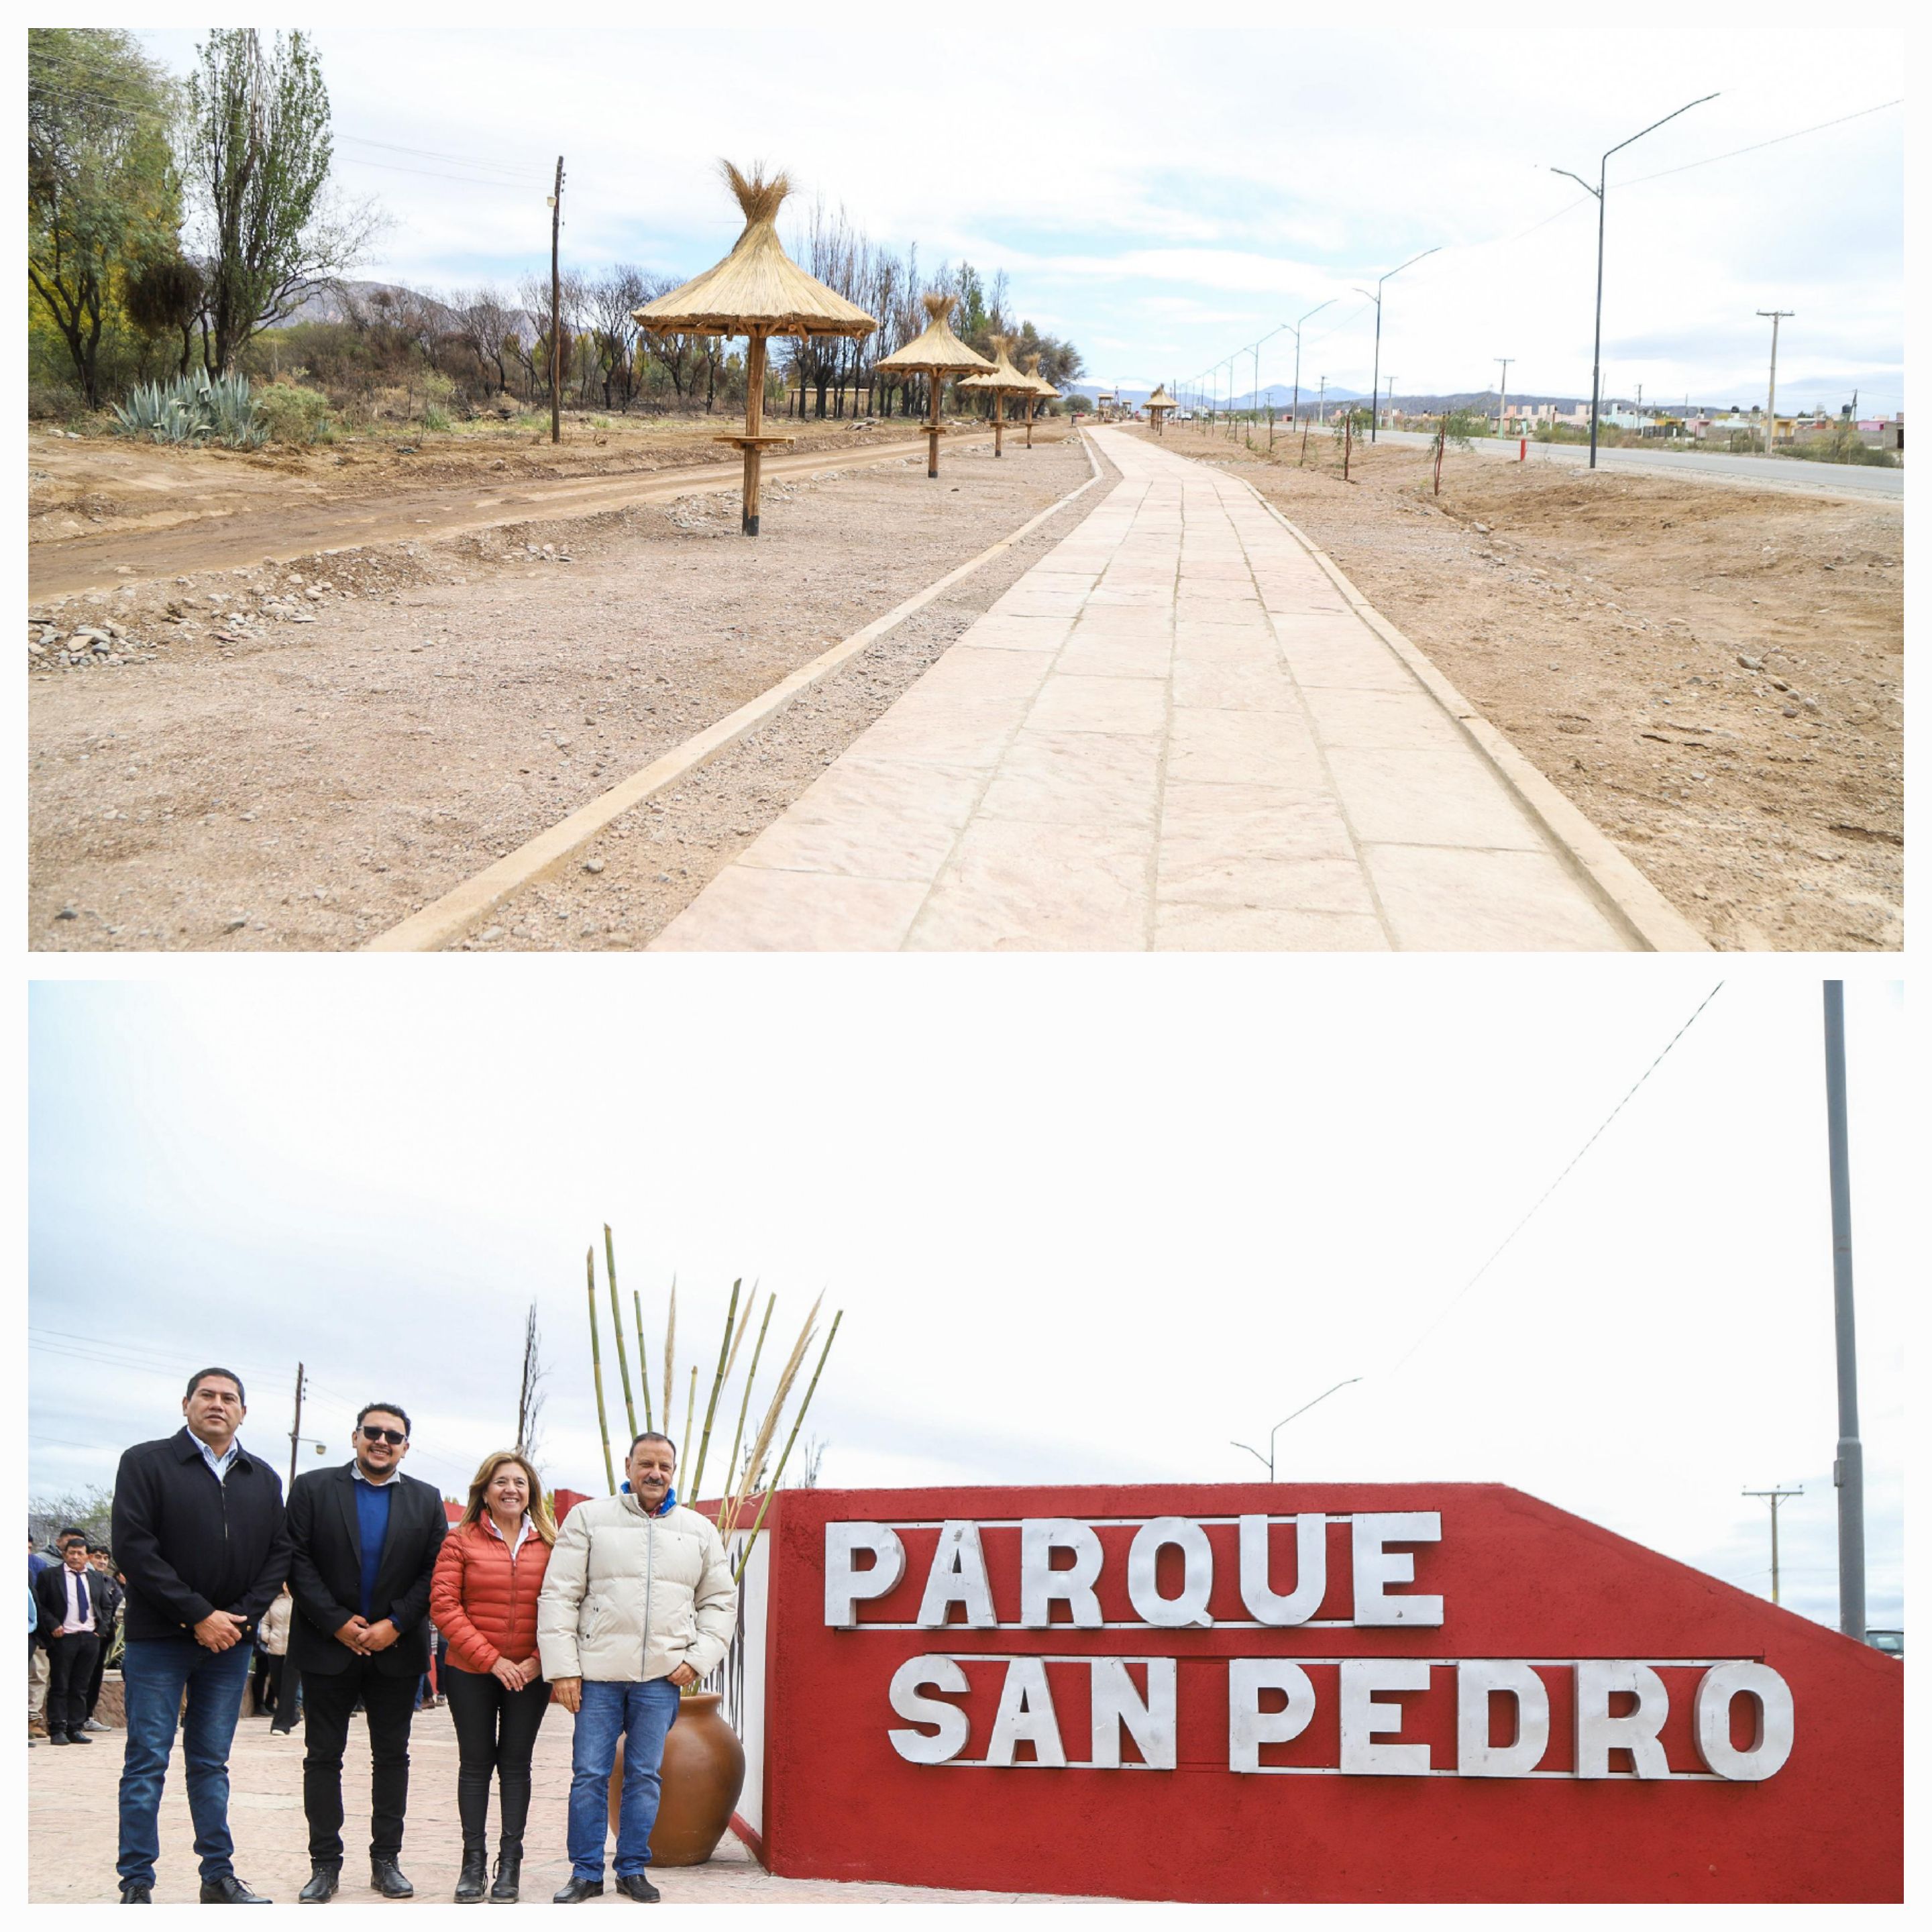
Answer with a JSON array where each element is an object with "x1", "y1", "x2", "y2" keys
[{"x1": 606, "y1": 1692, "x2": 746, "y2": 1867}]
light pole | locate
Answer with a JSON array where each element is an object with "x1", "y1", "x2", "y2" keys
[
  {"x1": 1823, "y1": 981, "x2": 1866, "y2": 1642},
  {"x1": 1495, "y1": 356, "x2": 1513, "y2": 438},
  {"x1": 1283, "y1": 299, "x2": 1334, "y2": 433},
  {"x1": 1552, "y1": 93, "x2": 1717, "y2": 469},
  {"x1": 1354, "y1": 249, "x2": 1439, "y2": 443},
  {"x1": 1232, "y1": 1379, "x2": 1362, "y2": 1481},
  {"x1": 1758, "y1": 309, "x2": 1794, "y2": 458}
]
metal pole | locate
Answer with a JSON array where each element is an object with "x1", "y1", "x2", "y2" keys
[
  {"x1": 288, "y1": 1362, "x2": 305, "y2": 1493},
  {"x1": 1758, "y1": 309, "x2": 1794, "y2": 458},
  {"x1": 1370, "y1": 291, "x2": 1383, "y2": 442},
  {"x1": 1496, "y1": 356, "x2": 1512, "y2": 439},
  {"x1": 1823, "y1": 981, "x2": 1866, "y2": 1642}
]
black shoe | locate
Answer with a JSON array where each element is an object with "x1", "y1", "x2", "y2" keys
[
  {"x1": 488, "y1": 1852, "x2": 521, "y2": 1904},
  {"x1": 453, "y1": 1849, "x2": 488, "y2": 1903},
  {"x1": 48, "y1": 1731, "x2": 70, "y2": 1744},
  {"x1": 297, "y1": 1864, "x2": 341, "y2": 1904},
  {"x1": 199, "y1": 1874, "x2": 271, "y2": 1904},
  {"x1": 120, "y1": 1884, "x2": 152, "y2": 1903},
  {"x1": 615, "y1": 1874, "x2": 661, "y2": 1903},
  {"x1": 370, "y1": 1857, "x2": 414, "y2": 1900},
  {"x1": 552, "y1": 1876, "x2": 604, "y2": 1903},
  {"x1": 66, "y1": 1728, "x2": 94, "y2": 1742}
]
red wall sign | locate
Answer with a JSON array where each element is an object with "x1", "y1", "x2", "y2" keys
[{"x1": 752, "y1": 1482, "x2": 1901, "y2": 1902}]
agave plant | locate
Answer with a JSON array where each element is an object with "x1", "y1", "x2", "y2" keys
[{"x1": 111, "y1": 372, "x2": 264, "y2": 448}]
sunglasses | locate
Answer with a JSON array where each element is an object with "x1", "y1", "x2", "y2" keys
[{"x1": 360, "y1": 1425, "x2": 407, "y2": 1446}]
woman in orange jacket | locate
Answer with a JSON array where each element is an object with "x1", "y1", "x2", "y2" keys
[{"x1": 429, "y1": 1450, "x2": 555, "y2": 1902}]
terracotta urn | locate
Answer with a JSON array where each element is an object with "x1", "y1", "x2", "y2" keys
[{"x1": 606, "y1": 1692, "x2": 746, "y2": 1866}]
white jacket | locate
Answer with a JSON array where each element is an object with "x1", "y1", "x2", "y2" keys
[{"x1": 536, "y1": 1495, "x2": 737, "y2": 1684}]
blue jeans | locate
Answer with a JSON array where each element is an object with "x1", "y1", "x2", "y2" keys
[
  {"x1": 117, "y1": 1635, "x2": 254, "y2": 1889},
  {"x1": 566, "y1": 1678, "x2": 682, "y2": 1880}
]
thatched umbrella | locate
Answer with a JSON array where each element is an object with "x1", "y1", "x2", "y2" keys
[
  {"x1": 1144, "y1": 384, "x2": 1177, "y2": 436},
  {"x1": 633, "y1": 161, "x2": 877, "y2": 537},
  {"x1": 1018, "y1": 354, "x2": 1060, "y2": 448},
  {"x1": 873, "y1": 292, "x2": 994, "y2": 479},
  {"x1": 957, "y1": 335, "x2": 1034, "y2": 458}
]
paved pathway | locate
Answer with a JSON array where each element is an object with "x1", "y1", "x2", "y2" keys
[{"x1": 653, "y1": 428, "x2": 1659, "y2": 951}]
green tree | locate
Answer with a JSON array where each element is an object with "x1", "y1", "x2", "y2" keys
[
  {"x1": 185, "y1": 28, "x2": 379, "y2": 372},
  {"x1": 28, "y1": 28, "x2": 182, "y2": 407}
]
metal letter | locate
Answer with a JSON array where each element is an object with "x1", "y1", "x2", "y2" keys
[
  {"x1": 1238, "y1": 1514, "x2": 1326, "y2": 1625},
  {"x1": 1456, "y1": 1659, "x2": 1551, "y2": 1776},
  {"x1": 985, "y1": 1658, "x2": 1067, "y2": 1768},
  {"x1": 1693, "y1": 1662, "x2": 1795, "y2": 1781},
  {"x1": 1089, "y1": 1658, "x2": 1177, "y2": 1770},
  {"x1": 1126, "y1": 1517, "x2": 1215, "y2": 1627},
  {"x1": 1228, "y1": 1659, "x2": 1318, "y2": 1773},
  {"x1": 915, "y1": 1520, "x2": 997, "y2": 1629},
  {"x1": 824, "y1": 1522, "x2": 906, "y2": 1627},
  {"x1": 1573, "y1": 1660, "x2": 1671, "y2": 1778},
  {"x1": 1339, "y1": 1659, "x2": 1433, "y2": 1774},
  {"x1": 1020, "y1": 1519, "x2": 1105, "y2": 1629},
  {"x1": 1350, "y1": 1512, "x2": 1444, "y2": 1626},
  {"x1": 887, "y1": 1655, "x2": 971, "y2": 1764}
]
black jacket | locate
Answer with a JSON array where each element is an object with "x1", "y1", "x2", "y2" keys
[
  {"x1": 285, "y1": 1463, "x2": 447, "y2": 1678},
  {"x1": 33, "y1": 1563, "x2": 103, "y2": 1649},
  {"x1": 110, "y1": 1431, "x2": 290, "y2": 1644}
]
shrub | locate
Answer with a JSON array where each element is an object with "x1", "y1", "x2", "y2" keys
[
  {"x1": 253, "y1": 378, "x2": 333, "y2": 445},
  {"x1": 111, "y1": 370, "x2": 264, "y2": 447}
]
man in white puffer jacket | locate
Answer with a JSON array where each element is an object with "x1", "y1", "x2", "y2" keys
[{"x1": 537, "y1": 1432, "x2": 737, "y2": 1903}]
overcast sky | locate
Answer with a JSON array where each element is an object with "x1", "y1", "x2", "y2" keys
[
  {"x1": 132, "y1": 17, "x2": 1904, "y2": 413},
  {"x1": 28, "y1": 964, "x2": 1904, "y2": 1635}
]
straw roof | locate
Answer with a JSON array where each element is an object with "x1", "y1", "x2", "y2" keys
[
  {"x1": 875, "y1": 293, "x2": 995, "y2": 377},
  {"x1": 957, "y1": 335, "x2": 1032, "y2": 392},
  {"x1": 1020, "y1": 353, "x2": 1060, "y2": 400},
  {"x1": 1144, "y1": 384, "x2": 1177, "y2": 411},
  {"x1": 633, "y1": 162, "x2": 877, "y2": 340}
]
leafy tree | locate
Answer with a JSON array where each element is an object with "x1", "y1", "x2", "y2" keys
[
  {"x1": 28, "y1": 28, "x2": 182, "y2": 407},
  {"x1": 124, "y1": 254, "x2": 204, "y2": 377},
  {"x1": 184, "y1": 29, "x2": 380, "y2": 372}
]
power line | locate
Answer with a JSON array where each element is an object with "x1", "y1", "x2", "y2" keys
[
  {"x1": 1388, "y1": 982, "x2": 1727, "y2": 1373},
  {"x1": 1623, "y1": 98, "x2": 1902, "y2": 187}
]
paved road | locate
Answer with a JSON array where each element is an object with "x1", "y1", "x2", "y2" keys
[
  {"x1": 1371, "y1": 428, "x2": 1903, "y2": 500},
  {"x1": 653, "y1": 429, "x2": 1700, "y2": 952}
]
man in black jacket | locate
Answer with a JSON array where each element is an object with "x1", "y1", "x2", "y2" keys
[
  {"x1": 80, "y1": 1546, "x2": 123, "y2": 1731},
  {"x1": 34, "y1": 1534, "x2": 101, "y2": 1746},
  {"x1": 285, "y1": 1401, "x2": 447, "y2": 1902},
  {"x1": 111, "y1": 1367, "x2": 289, "y2": 1904}
]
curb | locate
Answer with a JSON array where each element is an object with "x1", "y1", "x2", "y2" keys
[
  {"x1": 364, "y1": 435, "x2": 1107, "y2": 953},
  {"x1": 1218, "y1": 468, "x2": 1711, "y2": 954}
]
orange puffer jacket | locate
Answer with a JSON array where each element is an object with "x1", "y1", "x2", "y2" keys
[{"x1": 429, "y1": 1518, "x2": 552, "y2": 1677}]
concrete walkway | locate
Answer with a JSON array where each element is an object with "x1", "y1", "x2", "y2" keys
[{"x1": 653, "y1": 428, "x2": 1672, "y2": 951}]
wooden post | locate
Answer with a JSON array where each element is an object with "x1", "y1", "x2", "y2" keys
[
  {"x1": 549, "y1": 157, "x2": 564, "y2": 446},
  {"x1": 925, "y1": 370, "x2": 943, "y2": 478},
  {"x1": 742, "y1": 331, "x2": 767, "y2": 537},
  {"x1": 994, "y1": 388, "x2": 1004, "y2": 457}
]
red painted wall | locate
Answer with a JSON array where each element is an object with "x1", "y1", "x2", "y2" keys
[{"x1": 756, "y1": 1483, "x2": 1902, "y2": 1902}]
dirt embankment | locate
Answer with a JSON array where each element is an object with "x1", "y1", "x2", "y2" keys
[
  {"x1": 29, "y1": 437, "x2": 1095, "y2": 951},
  {"x1": 1136, "y1": 425, "x2": 1901, "y2": 951}
]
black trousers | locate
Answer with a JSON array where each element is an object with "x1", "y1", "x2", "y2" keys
[
  {"x1": 443, "y1": 1664, "x2": 550, "y2": 1854},
  {"x1": 300, "y1": 1656, "x2": 420, "y2": 1862},
  {"x1": 85, "y1": 1625, "x2": 113, "y2": 1717},
  {"x1": 46, "y1": 1632, "x2": 101, "y2": 1736},
  {"x1": 271, "y1": 1661, "x2": 302, "y2": 1734}
]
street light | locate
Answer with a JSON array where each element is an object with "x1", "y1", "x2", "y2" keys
[
  {"x1": 1354, "y1": 249, "x2": 1439, "y2": 443},
  {"x1": 1231, "y1": 1378, "x2": 1362, "y2": 1481},
  {"x1": 1552, "y1": 92, "x2": 1718, "y2": 469},
  {"x1": 1281, "y1": 299, "x2": 1334, "y2": 431}
]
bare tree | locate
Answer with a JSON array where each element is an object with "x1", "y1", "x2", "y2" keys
[
  {"x1": 517, "y1": 1302, "x2": 547, "y2": 1460},
  {"x1": 584, "y1": 264, "x2": 647, "y2": 410},
  {"x1": 453, "y1": 284, "x2": 519, "y2": 396}
]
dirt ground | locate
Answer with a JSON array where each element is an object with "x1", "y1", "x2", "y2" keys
[
  {"x1": 1135, "y1": 423, "x2": 1902, "y2": 951},
  {"x1": 28, "y1": 432, "x2": 1093, "y2": 951}
]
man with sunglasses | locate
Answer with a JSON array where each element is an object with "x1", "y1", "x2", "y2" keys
[{"x1": 285, "y1": 1403, "x2": 447, "y2": 1903}]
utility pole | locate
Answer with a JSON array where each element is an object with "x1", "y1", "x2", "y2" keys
[
  {"x1": 288, "y1": 1362, "x2": 307, "y2": 1493},
  {"x1": 1758, "y1": 309, "x2": 1794, "y2": 458},
  {"x1": 1552, "y1": 93, "x2": 1717, "y2": 469},
  {"x1": 1384, "y1": 376, "x2": 1396, "y2": 431},
  {"x1": 1742, "y1": 1486, "x2": 1803, "y2": 1605},
  {"x1": 1317, "y1": 376, "x2": 1326, "y2": 426},
  {"x1": 549, "y1": 156, "x2": 565, "y2": 446},
  {"x1": 1354, "y1": 248, "x2": 1439, "y2": 443},
  {"x1": 1284, "y1": 299, "x2": 1334, "y2": 437},
  {"x1": 1823, "y1": 981, "x2": 1866, "y2": 1643},
  {"x1": 1495, "y1": 356, "x2": 1513, "y2": 438}
]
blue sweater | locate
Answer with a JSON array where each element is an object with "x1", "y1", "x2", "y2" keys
[{"x1": 354, "y1": 1480, "x2": 394, "y2": 1621}]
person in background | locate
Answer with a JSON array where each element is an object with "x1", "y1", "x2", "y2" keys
[
  {"x1": 537, "y1": 1432, "x2": 736, "y2": 1904},
  {"x1": 28, "y1": 1579, "x2": 40, "y2": 1747},
  {"x1": 28, "y1": 1535, "x2": 52, "y2": 1741},
  {"x1": 111, "y1": 1366, "x2": 290, "y2": 1904},
  {"x1": 81, "y1": 1545, "x2": 123, "y2": 1732},
  {"x1": 36, "y1": 1532, "x2": 102, "y2": 1746},
  {"x1": 430, "y1": 1450, "x2": 555, "y2": 1903},
  {"x1": 284, "y1": 1401, "x2": 447, "y2": 1903},
  {"x1": 256, "y1": 1585, "x2": 294, "y2": 1724}
]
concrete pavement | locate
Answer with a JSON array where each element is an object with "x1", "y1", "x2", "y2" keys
[{"x1": 653, "y1": 428, "x2": 1703, "y2": 951}]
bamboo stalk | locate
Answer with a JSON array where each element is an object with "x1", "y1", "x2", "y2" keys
[
  {"x1": 633, "y1": 1289, "x2": 652, "y2": 1434},
  {"x1": 720, "y1": 1293, "x2": 820, "y2": 1539},
  {"x1": 733, "y1": 1309, "x2": 843, "y2": 1582},
  {"x1": 604, "y1": 1224, "x2": 637, "y2": 1440},
  {"x1": 717, "y1": 1295, "x2": 777, "y2": 1536},
  {"x1": 721, "y1": 1282, "x2": 759, "y2": 1391},
  {"x1": 661, "y1": 1279, "x2": 677, "y2": 1435},
  {"x1": 688, "y1": 1277, "x2": 742, "y2": 1503},
  {"x1": 586, "y1": 1246, "x2": 615, "y2": 1495},
  {"x1": 681, "y1": 1364, "x2": 698, "y2": 1464}
]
